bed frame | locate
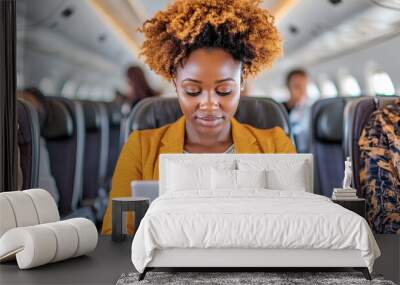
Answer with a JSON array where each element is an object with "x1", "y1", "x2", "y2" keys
[
  {"x1": 138, "y1": 248, "x2": 371, "y2": 280},
  {"x1": 137, "y1": 155, "x2": 372, "y2": 281}
]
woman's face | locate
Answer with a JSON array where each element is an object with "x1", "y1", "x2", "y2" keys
[{"x1": 174, "y1": 48, "x2": 242, "y2": 138}]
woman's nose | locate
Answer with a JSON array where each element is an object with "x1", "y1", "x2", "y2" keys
[{"x1": 199, "y1": 92, "x2": 219, "y2": 110}]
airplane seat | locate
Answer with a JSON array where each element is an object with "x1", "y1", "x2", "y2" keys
[
  {"x1": 104, "y1": 102, "x2": 122, "y2": 189},
  {"x1": 310, "y1": 97, "x2": 356, "y2": 197},
  {"x1": 79, "y1": 101, "x2": 109, "y2": 221},
  {"x1": 43, "y1": 97, "x2": 94, "y2": 221},
  {"x1": 343, "y1": 96, "x2": 398, "y2": 196},
  {"x1": 124, "y1": 96, "x2": 292, "y2": 140},
  {"x1": 16, "y1": 99, "x2": 40, "y2": 190}
]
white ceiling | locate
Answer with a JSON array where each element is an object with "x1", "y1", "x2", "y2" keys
[
  {"x1": 18, "y1": 0, "x2": 376, "y2": 67},
  {"x1": 277, "y1": 0, "x2": 372, "y2": 56},
  {"x1": 18, "y1": 0, "x2": 135, "y2": 67}
]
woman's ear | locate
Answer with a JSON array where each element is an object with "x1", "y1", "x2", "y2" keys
[{"x1": 240, "y1": 73, "x2": 244, "y2": 91}]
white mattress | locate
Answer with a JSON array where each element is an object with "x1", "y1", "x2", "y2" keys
[{"x1": 131, "y1": 190, "x2": 380, "y2": 273}]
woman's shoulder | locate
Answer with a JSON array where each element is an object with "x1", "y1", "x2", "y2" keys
[{"x1": 238, "y1": 122, "x2": 295, "y2": 153}]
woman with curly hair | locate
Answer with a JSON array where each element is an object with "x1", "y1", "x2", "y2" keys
[{"x1": 102, "y1": 0, "x2": 295, "y2": 234}]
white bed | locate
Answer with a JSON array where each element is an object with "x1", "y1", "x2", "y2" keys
[{"x1": 131, "y1": 154, "x2": 380, "y2": 280}]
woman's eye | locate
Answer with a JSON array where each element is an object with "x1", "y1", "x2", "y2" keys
[
  {"x1": 184, "y1": 90, "x2": 201, "y2": 96},
  {"x1": 216, "y1": 89, "x2": 232, "y2": 96},
  {"x1": 215, "y1": 85, "x2": 233, "y2": 96}
]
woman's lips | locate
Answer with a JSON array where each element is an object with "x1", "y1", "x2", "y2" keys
[{"x1": 195, "y1": 115, "x2": 224, "y2": 127}]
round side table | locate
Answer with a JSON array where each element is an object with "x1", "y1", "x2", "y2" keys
[{"x1": 112, "y1": 197, "x2": 150, "y2": 242}]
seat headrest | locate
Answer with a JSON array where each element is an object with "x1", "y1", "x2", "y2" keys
[
  {"x1": 105, "y1": 103, "x2": 122, "y2": 127},
  {"x1": 378, "y1": 96, "x2": 399, "y2": 109},
  {"x1": 81, "y1": 101, "x2": 101, "y2": 131},
  {"x1": 127, "y1": 96, "x2": 290, "y2": 136},
  {"x1": 130, "y1": 98, "x2": 183, "y2": 131},
  {"x1": 315, "y1": 100, "x2": 345, "y2": 143},
  {"x1": 43, "y1": 100, "x2": 74, "y2": 140},
  {"x1": 235, "y1": 97, "x2": 290, "y2": 133}
]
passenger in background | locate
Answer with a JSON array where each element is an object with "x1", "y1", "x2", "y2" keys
[
  {"x1": 359, "y1": 98, "x2": 400, "y2": 234},
  {"x1": 283, "y1": 69, "x2": 311, "y2": 153},
  {"x1": 17, "y1": 88, "x2": 60, "y2": 203},
  {"x1": 283, "y1": 69, "x2": 308, "y2": 114},
  {"x1": 125, "y1": 65, "x2": 159, "y2": 109}
]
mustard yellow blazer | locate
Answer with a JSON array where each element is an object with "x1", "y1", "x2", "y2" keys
[{"x1": 101, "y1": 116, "x2": 296, "y2": 234}]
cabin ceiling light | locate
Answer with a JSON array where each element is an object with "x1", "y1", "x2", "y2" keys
[
  {"x1": 61, "y1": 7, "x2": 75, "y2": 18},
  {"x1": 328, "y1": 0, "x2": 342, "y2": 6},
  {"x1": 271, "y1": 0, "x2": 299, "y2": 21},
  {"x1": 98, "y1": 33, "x2": 107, "y2": 43},
  {"x1": 288, "y1": 24, "x2": 299, "y2": 35}
]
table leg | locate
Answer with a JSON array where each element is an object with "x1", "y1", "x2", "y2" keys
[
  {"x1": 134, "y1": 201, "x2": 149, "y2": 231},
  {"x1": 112, "y1": 201, "x2": 124, "y2": 242}
]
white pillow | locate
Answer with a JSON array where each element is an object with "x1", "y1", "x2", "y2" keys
[
  {"x1": 266, "y1": 162, "x2": 307, "y2": 191},
  {"x1": 212, "y1": 168, "x2": 236, "y2": 190},
  {"x1": 237, "y1": 169, "x2": 267, "y2": 189},
  {"x1": 167, "y1": 162, "x2": 211, "y2": 192},
  {"x1": 212, "y1": 168, "x2": 267, "y2": 190},
  {"x1": 237, "y1": 159, "x2": 308, "y2": 192}
]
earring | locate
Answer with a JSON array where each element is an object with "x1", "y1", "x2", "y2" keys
[{"x1": 172, "y1": 80, "x2": 178, "y2": 93}]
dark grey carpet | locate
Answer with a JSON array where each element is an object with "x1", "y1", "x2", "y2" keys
[{"x1": 117, "y1": 272, "x2": 396, "y2": 285}]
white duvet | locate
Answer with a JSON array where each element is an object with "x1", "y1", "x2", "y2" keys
[{"x1": 131, "y1": 190, "x2": 380, "y2": 273}]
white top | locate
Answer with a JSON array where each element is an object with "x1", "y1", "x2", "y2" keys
[{"x1": 183, "y1": 144, "x2": 235, "y2": 154}]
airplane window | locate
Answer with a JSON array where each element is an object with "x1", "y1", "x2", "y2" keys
[
  {"x1": 307, "y1": 82, "x2": 320, "y2": 102},
  {"x1": 102, "y1": 88, "x2": 114, "y2": 101},
  {"x1": 76, "y1": 84, "x2": 91, "y2": 99},
  {"x1": 61, "y1": 81, "x2": 78, "y2": 99},
  {"x1": 39, "y1": 77, "x2": 57, "y2": 95},
  {"x1": 271, "y1": 86, "x2": 290, "y2": 103},
  {"x1": 90, "y1": 86, "x2": 106, "y2": 101},
  {"x1": 320, "y1": 80, "x2": 338, "y2": 98},
  {"x1": 341, "y1": 75, "x2": 361, "y2": 97},
  {"x1": 371, "y1": 71, "x2": 395, "y2": 96}
]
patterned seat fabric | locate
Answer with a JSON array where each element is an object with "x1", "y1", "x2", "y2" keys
[
  {"x1": 345, "y1": 97, "x2": 400, "y2": 234},
  {"x1": 344, "y1": 96, "x2": 399, "y2": 234}
]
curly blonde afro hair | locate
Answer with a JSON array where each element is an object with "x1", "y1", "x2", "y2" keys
[{"x1": 139, "y1": 0, "x2": 282, "y2": 81}]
